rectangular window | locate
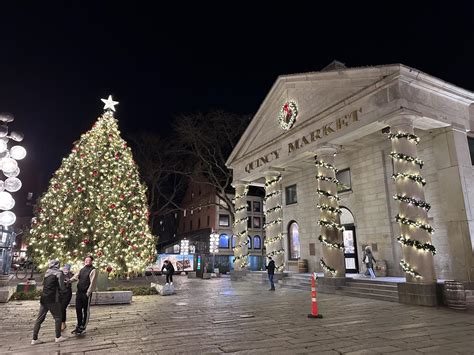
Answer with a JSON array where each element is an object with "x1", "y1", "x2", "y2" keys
[
  {"x1": 469, "y1": 136, "x2": 474, "y2": 165},
  {"x1": 336, "y1": 168, "x2": 352, "y2": 193},
  {"x1": 198, "y1": 218, "x2": 201, "y2": 229},
  {"x1": 247, "y1": 200, "x2": 252, "y2": 211},
  {"x1": 207, "y1": 215, "x2": 210, "y2": 226},
  {"x1": 247, "y1": 217, "x2": 252, "y2": 229},
  {"x1": 219, "y1": 214, "x2": 229, "y2": 227},
  {"x1": 253, "y1": 201, "x2": 261, "y2": 213},
  {"x1": 190, "y1": 220, "x2": 193, "y2": 230},
  {"x1": 285, "y1": 184, "x2": 297, "y2": 205},
  {"x1": 253, "y1": 217, "x2": 261, "y2": 228}
]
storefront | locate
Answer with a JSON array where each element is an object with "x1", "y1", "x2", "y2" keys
[{"x1": 226, "y1": 63, "x2": 474, "y2": 284}]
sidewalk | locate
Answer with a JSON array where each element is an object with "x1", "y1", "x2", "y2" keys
[{"x1": 1, "y1": 277, "x2": 473, "y2": 354}]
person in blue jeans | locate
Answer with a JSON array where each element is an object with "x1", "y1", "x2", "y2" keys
[
  {"x1": 266, "y1": 257, "x2": 276, "y2": 291},
  {"x1": 362, "y1": 246, "x2": 377, "y2": 279}
]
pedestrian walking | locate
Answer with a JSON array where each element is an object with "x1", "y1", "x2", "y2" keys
[
  {"x1": 61, "y1": 263, "x2": 73, "y2": 332},
  {"x1": 362, "y1": 246, "x2": 376, "y2": 279},
  {"x1": 31, "y1": 259, "x2": 68, "y2": 345},
  {"x1": 266, "y1": 257, "x2": 276, "y2": 291},
  {"x1": 69, "y1": 255, "x2": 97, "y2": 335},
  {"x1": 161, "y1": 260, "x2": 174, "y2": 285}
]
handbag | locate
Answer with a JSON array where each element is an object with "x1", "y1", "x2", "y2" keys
[{"x1": 363, "y1": 255, "x2": 369, "y2": 263}]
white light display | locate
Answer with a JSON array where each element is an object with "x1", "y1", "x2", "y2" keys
[{"x1": 10, "y1": 146, "x2": 26, "y2": 160}]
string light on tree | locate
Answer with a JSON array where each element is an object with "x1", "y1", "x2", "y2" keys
[{"x1": 28, "y1": 96, "x2": 156, "y2": 277}]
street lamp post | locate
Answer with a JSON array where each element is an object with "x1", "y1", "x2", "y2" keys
[{"x1": 209, "y1": 231, "x2": 219, "y2": 273}]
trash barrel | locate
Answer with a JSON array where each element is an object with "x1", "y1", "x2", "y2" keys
[{"x1": 444, "y1": 281, "x2": 466, "y2": 310}]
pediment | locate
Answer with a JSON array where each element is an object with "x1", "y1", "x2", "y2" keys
[{"x1": 227, "y1": 65, "x2": 402, "y2": 168}]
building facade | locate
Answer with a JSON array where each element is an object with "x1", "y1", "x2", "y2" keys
[{"x1": 227, "y1": 63, "x2": 474, "y2": 284}]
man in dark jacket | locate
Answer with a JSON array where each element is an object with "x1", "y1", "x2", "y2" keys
[
  {"x1": 69, "y1": 255, "x2": 97, "y2": 334},
  {"x1": 31, "y1": 259, "x2": 68, "y2": 344},
  {"x1": 161, "y1": 260, "x2": 175, "y2": 285},
  {"x1": 266, "y1": 257, "x2": 276, "y2": 291}
]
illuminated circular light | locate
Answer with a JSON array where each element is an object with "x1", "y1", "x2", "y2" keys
[
  {"x1": 0, "y1": 211, "x2": 16, "y2": 226},
  {"x1": 0, "y1": 191, "x2": 15, "y2": 210},
  {"x1": 5, "y1": 177, "x2": 21, "y2": 192},
  {"x1": 4, "y1": 167, "x2": 19, "y2": 178},
  {"x1": 1, "y1": 158, "x2": 17, "y2": 173},
  {"x1": 10, "y1": 146, "x2": 26, "y2": 160},
  {"x1": 0, "y1": 140, "x2": 7, "y2": 153}
]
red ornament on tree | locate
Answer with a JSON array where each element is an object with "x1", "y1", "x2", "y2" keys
[
  {"x1": 119, "y1": 194, "x2": 125, "y2": 200},
  {"x1": 106, "y1": 266, "x2": 113, "y2": 273},
  {"x1": 92, "y1": 170, "x2": 99, "y2": 177},
  {"x1": 109, "y1": 203, "x2": 116, "y2": 209},
  {"x1": 77, "y1": 186, "x2": 83, "y2": 193},
  {"x1": 97, "y1": 250, "x2": 103, "y2": 257},
  {"x1": 83, "y1": 239, "x2": 90, "y2": 245},
  {"x1": 115, "y1": 152, "x2": 120, "y2": 160}
]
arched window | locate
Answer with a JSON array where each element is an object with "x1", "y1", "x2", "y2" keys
[
  {"x1": 288, "y1": 221, "x2": 300, "y2": 260},
  {"x1": 219, "y1": 234, "x2": 229, "y2": 249},
  {"x1": 253, "y1": 235, "x2": 261, "y2": 249},
  {"x1": 247, "y1": 236, "x2": 252, "y2": 249},
  {"x1": 231, "y1": 235, "x2": 237, "y2": 248}
]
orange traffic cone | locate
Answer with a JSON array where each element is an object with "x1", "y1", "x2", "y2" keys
[{"x1": 308, "y1": 272, "x2": 323, "y2": 318}]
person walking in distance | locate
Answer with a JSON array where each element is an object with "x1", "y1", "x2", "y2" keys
[
  {"x1": 31, "y1": 260, "x2": 68, "y2": 344},
  {"x1": 69, "y1": 256, "x2": 97, "y2": 335},
  {"x1": 161, "y1": 260, "x2": 175, "y2": 285},
  {"x1": 362, "y1": 246, "x2": 377, "y2": 279},
  {"x1": 266, "y1": 257, "x2": 276, "y2": 291},
  {"x1": 60, "y1": 263, "x2": 73, "y2": 332}
]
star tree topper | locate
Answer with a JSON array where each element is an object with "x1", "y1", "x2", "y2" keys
[{"x1": 101, "y1": 95, "x2": 119, "y2": 112}]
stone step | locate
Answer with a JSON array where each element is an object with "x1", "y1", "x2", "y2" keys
[
  {"x1": 345, "y1": 279, "x2": 399, "y2": 287},
  {"x1": 341, "y1": 286, "x2": 399, "y2": 297},
  {"x1": 345, "y1": 282, "x2": 398, "y2": 291},
  {"x1": 336, "y1": 289, "x2": 399, "y2": 302}
]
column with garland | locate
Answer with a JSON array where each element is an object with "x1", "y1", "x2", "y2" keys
[
  {"x1": 263, "y1": 174, "x2": 285, "y2": 271},
  {"x1": 232, "y1": 183, "x2": 249, "y2": 269},
  {"x1": 388, "y1": 116, "x2": 436, "y2": 282},
  {"x1": 314, "y1": 146, "x2": 345, "y2": 278},
  {"x1": 28, "y1": 96, "x2": 156, "y2": 277}
]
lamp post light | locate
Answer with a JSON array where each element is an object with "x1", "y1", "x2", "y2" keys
[{"x1": 209, "y1": 231, "x2": 219, "y2": 272}]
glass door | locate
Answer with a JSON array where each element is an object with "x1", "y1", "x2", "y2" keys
[{"x1": 343, "y1": 224, "x2": 358, "y2": 273}]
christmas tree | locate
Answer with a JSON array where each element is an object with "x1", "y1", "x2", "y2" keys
[{"x1": 29, "y1": 96, "x2": 156, "y2": 277}]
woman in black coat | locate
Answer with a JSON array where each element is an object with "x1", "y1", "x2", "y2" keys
[
  {"x1": 362, "y1": 246, "x2": 376, "y2": 279},
  {"x1": 161, "y1": 260, "x2": 175, "y2": 285},
  {"x1": 60, "y1": 263, "x2": 73, "y2": 331}
]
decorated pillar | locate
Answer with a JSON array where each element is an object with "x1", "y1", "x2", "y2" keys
[
  {"x1": 314, "y1": 145, "x2": 345, "y2": 278},
  {"x1": 263, "y1": 174, "x2": 285, "y2": 271},
  {"x1": 232, "y1": 183, "x2": 249, "y2": 269},
  {"x1": 387, "y1": 116, "x2": 436, "y2": 283}
]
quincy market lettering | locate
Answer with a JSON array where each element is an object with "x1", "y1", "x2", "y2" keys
[{"x1": 244, "y1": 108, "x2": 362, "y2": 174}]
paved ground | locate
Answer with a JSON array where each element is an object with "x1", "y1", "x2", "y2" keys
[{"x1": 1, "y1": 276, "x2": 474, "y2": 355}]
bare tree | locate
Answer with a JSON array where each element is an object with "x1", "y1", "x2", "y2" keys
[{"x1": 173, "y1": 110, "x2": 250, "y2": 221}]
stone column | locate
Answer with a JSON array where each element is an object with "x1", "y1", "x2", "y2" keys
[
  {"x1": 232, "y1": 183, "x2": 249, "y2": 271},
  {"x1": 314, "y1": 145, "x2": 345, "y2": 279},
  {"x1": 263, "y1": 174, "x2": 284, "y2": 271},
  {"x1": 388, "y1": 116, "x2": 436, "y2": 283}
]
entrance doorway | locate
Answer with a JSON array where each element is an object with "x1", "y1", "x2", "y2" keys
[{"x1": 340, "y1": 207, "x2": 359, "y2": 273}]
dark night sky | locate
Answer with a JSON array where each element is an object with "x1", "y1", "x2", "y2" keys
[{"x1": 1, "y1": 1, "x2": 474, "y2": 198}]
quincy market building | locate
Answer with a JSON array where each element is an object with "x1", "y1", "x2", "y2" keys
[{"x1": 226, "y1": 63, "x2": 474, "y2": 297}]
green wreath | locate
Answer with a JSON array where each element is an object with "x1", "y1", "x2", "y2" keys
[{"x1": 279, "y1": 100, "x2": 298, "y2": 130}]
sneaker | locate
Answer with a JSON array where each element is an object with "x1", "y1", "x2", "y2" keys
[
  {"x1": 31, "y1": 339, "x2": 43, "y2": 345},
  {"x1": 165, "y1": 283, "x2": 169, "y2": 286},
  {"x1": 55, "y1": 336, "x2": 68, "y2": 343},
  {"x1": 170, "y1": 282, "x2": 173, "y2": 285},
  {"x1": 71, "y1": 326, "x2": 81, "y2": 334}
]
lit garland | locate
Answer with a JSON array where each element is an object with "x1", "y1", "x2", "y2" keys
[
  {"x1": 264, "y1": 205, "x2": 282, "y2": 216},
  {"x1": 314, "y1": 155, "x2": 344, "y2": 277},
  {"x1": 316, "y1": 189, "x2": 340, "y2": 201},
  {"x1": 264, "y1": 233, "x2": 284, "y2": 246},
  {"x1": 28, "y1": 103, "x2": 155, "y2": 277},
  {"x1": 320, "y1": 258, "x2": 337, "y2": 276},
  {"x1": 267, "y1": 248, "x2": 285, "y2": 257},
  {"x1": 390, "y1": 152, "x2": 424, "y2": 168},
  {"x1": 265, "y1": 175, "x2": 282, "y2": 188},
  {"x1": 318, "y1": 235, "x2": 344, "y2": 250},
  {"x1": 314, "y1": 160, "x2": 338, "y2": 172},
  {"x1": 316, "y1": 204, "x2": 342, "y2": 214},
  {"x1": 393, "y1": 194, "x2": 431, "y2": 211},
  {"x1": 397, "y1": 235, "x2": 436, "y2": 255},
  {"x1": 388, "y1": 132, "x2": 420, "y2": 144},
  {"x1": 264, "y1": 190, "x2": 281, "y2": 202},
  {"x1": 232, "y1": 216, "x2": 248, "y2": 227},
  {"x1": 263, "y1": 218, "x2": 282, "y2": 229},
  {"x1": 318, "y1": 219, "x2": 345, "y2": 231},
  {"x1": 315, "y1": 175, "x2": 339, "y2": 184},
  {"x1": 395, "y1": 214, "x2": 434, "y2": 234},
  {"x1": 400, "y1": 259, "x2": 422, "y2": 279},
  {"x1": 392, "y1": 173, "x2": 426, "y2": 186},
  {"x1": 233, "y1": 184, "x2": 249, "y2": 269}
]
